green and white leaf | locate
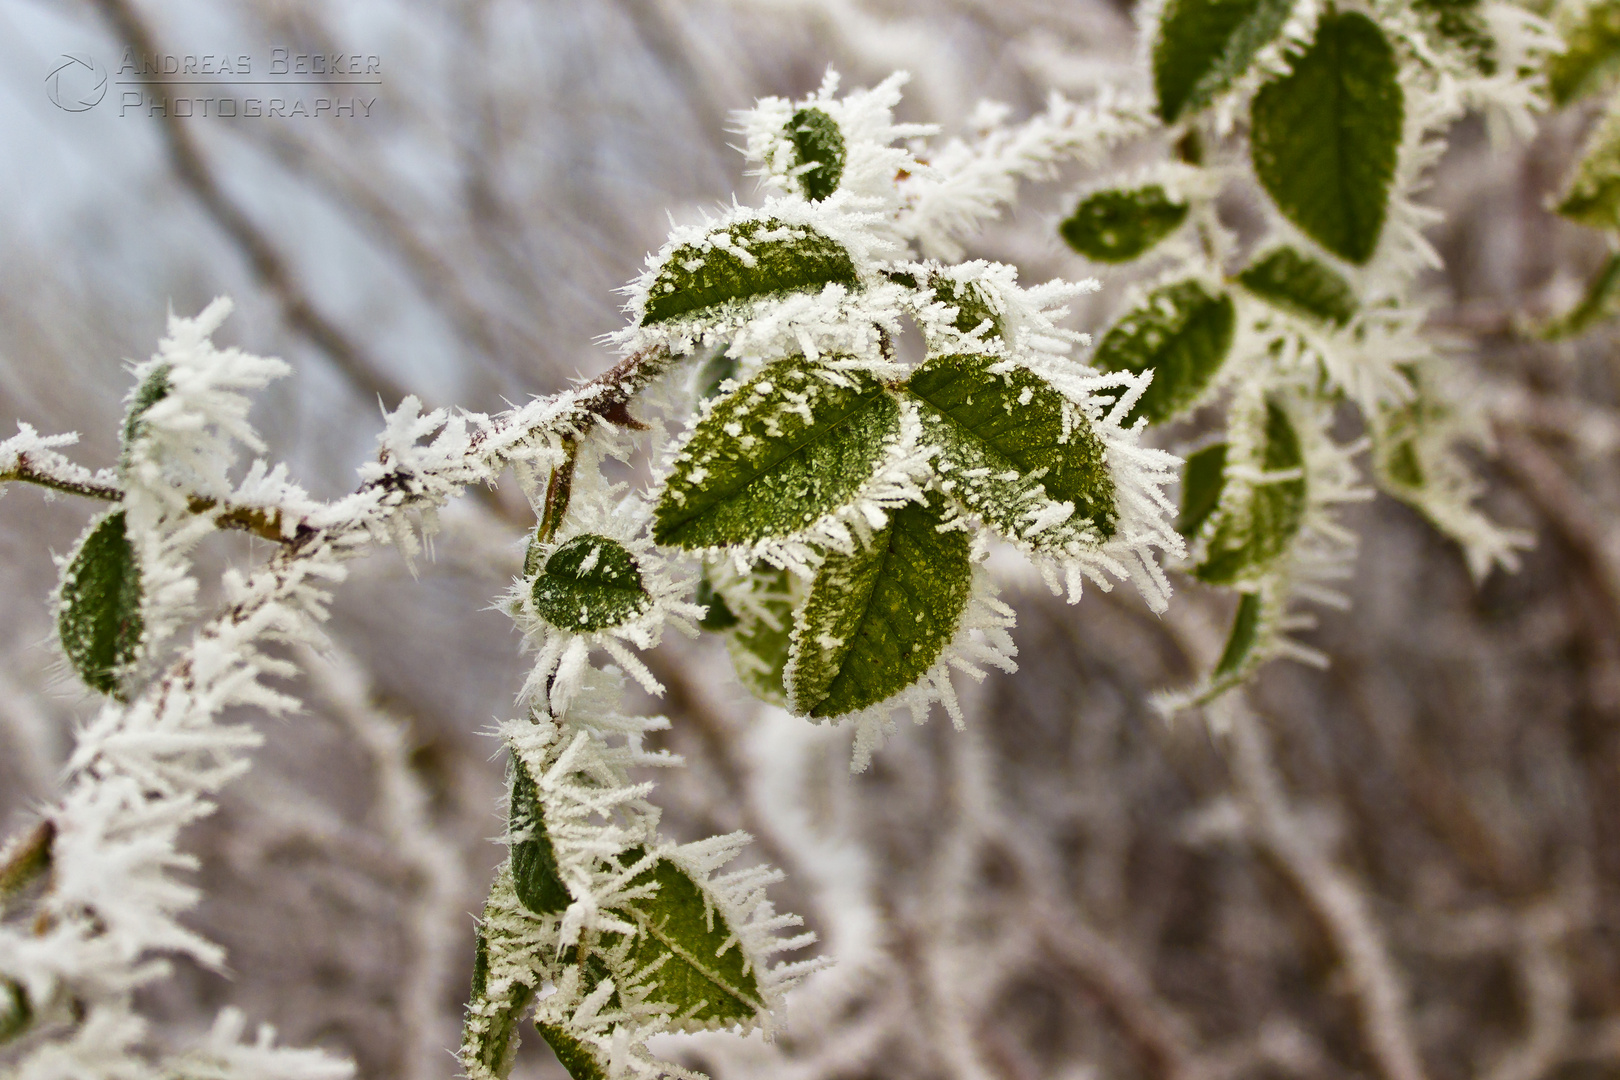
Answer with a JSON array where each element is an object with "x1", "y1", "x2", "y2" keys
[
  {"x1": 1548, "y1": 0, "x2": 1620, "y2": 103},
  {"x1": 1369, "y1": 363, "x2": 1531, "y2": 579},
  {"x1": 535, "y1": 1022, "x2": 609, "y2": 1080},
  {"x1": 1413, "y1": 0, "x2": 1498, "y2": 75},
  {"x1": 612, "y1": 852, "x2": 766, "y2": 1029},
  {"x1": 1152, "y1": 583, "x2": 1291, "y2": 715},
  {"x1": 654, "y1": 357, "x2": 917, "y2": 557},
  {"x1": 905, "y1": 353, "x2": 1118, "y2": 547},
  {"x1": 1177, "y1": 441, "x2": 1229, "y2": 538},
  {"x1": 509, "y1": 760, "x2": 570, "y2": 915},
  {"x1": 784, "y1": 107, "x2": 847, "y2": 201},
  {"x1": 459, "y1": 875, "x2": 542, "y2": 1080},
  {"x1": 635, "y1": 216, "x2": 861, "y2": 327},
  {"x1": 1059, "y1": 185, "x2": 1189, "y2": 263},
  {"x1": 1236, "y1": 246, "x2": 1357, "y2": 327},
  {"x1": 787, "y1": 490, "x2": 974, "y2": 721},
  {"x1": 530, "y1": 534, "x2": 651, "y2": 633},
  {"x1": 1092, "y1": 279, "x2": 1236, "y2": 425},
  {"x1": 1250, "y1": 11, "x2": 1404, "y2": 266},
  {"x1": 701, "y1": 560, "x2": 799, "y2": 705},
  {"x1": 1558, "y1": 102, "x2": 1620, "y2": 231},
  {"x1": 1152, "y1": 0, "x2": 1297, "y2": 121},
  {"x1": 1193, "y1": 397, "x2": 1309, "y2": 585},
  {"x1": 56, "y1": 509, "x2": 144, "y2": 698}
]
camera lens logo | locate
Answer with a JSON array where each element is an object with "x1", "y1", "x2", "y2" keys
[{"x1": 46, "y1": 54, "x2": 107, "y2": 112}]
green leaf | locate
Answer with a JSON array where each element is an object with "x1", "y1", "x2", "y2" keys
[
  {"x1": 1212, "y1": 591, "x2": 1264, "y2": 678},
  {"x1": 1093, "y1": 280, "x2": 1235, "y2": 425},
  {"x1": 120, "y1": 363, "x2": 170, "y2": 456},
  {"x1": 905, "y1": 354, "x2": 1117, "y2": 542},
  {"x1": 462, "y1": 929, "x2": 536, "y2": 1080},
  {"x1": 1541, "y1": 252, "x2": 1620, "y2": 339},
  {"x1": 536, "y1": 1023, "x2": 609, "y2": 1080},
  {"x1": 1059, "y1": 186, "x2": 1189, "y2": 263},
  {"x1": 929, "y1": 275, "x2": 1006, "y2": 340},
  {"x1": 1373, "y1": 379, "x2": 1448, "y2": 491},
  {"x1": 785, "y1": 107, "x2": 846, "y2": 201},
  {"x1": 788, "y1": 491, "x2": 972, "y2": 718},
  {"x1": 0, "y1": 980, "x2": 29, "y2": 1045},
  {"x1": 1548, "y1": 0, "x2": 1620, "y2": 104},
  {"x1": 653, "y1": 358, "x2": 900, "y2": 549},
  {"x1": 1195, "y1": 399, "x2": 1308, "y2": 584},
  {"x1": 1250, "y1": 11, "x2": 1403, "y2": 266},
  {"x1": 57, "y1": 510, "x2": 143, "y2": 698},
  {"x1": 1236, "y1": 246, "x2": 1357, "y2": 326},
  {"x1": 530, "y1": 535, "x2": 650, "y2": 632},
  {"x1": 695, "y1": 575, "x2": 740, "y2": 630},
  {"x1": 641, "y1": 218, "x2": 860, "y2": 325},
  {"x1": 1414, "y1": 0, "x2": 1497, "y2": 75},
  {"x1": 708, "y1": 563, "x2": 797, "y2": 705},
  {"x1": 509, "y1": 761, "x2": 569, "y2": 915},
  {"x1": 1178, "y1": 442, "x2": 1228, "y2": 537},
  {"x1": 619, "y1": 855, "x2": 764, "y2": 1026},
  {"x1": 1153, "y1": 0, "x2": 1297, "y2": 121},
  {"x1": 1558, "y1": 107, "x2": 1620, "y2": 231}
]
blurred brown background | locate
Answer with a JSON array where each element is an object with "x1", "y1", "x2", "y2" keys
[{"x1": 3, "y1": 2, "x2": 1620, "y2": 1078}]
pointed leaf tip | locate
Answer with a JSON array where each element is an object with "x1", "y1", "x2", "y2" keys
[{"x1": 788, "y1": 490, "x2": 972, "y2": 719}]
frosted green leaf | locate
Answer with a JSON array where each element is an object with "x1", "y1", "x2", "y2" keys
[
  {"x1": 1557, "y1": 108, "x2": 1620, "y2": 231},
  {"x1": 1093, "y1": 280, "x2": 1235, "y2": 425},
  {"x1": 1373, "y1": 379, "x2": 1447, "y2": 492},
  {"x1": 707, "y1": 563, "x2": 796, "y2": 705},
  {"x1": 696, "y1": 576, "x2": 740, "y2": 630},
  {"x1": 536, "y1": 1023, "x2": 608, "y2": 1080},
  {"x1": 788, "y1": 491, "x2": 972, "y2": 719},
  {"x1": 1059, "y1": 185, "x2": 1189, "y2": 263},
  {"x1": 1548, "y1": 0, "x2": 1620, "y2": 104},
  {"x1": 463, "y1": 930, "x2": 535, "y2": 1079},
  {"x1": 530, "y1": 535, "x2": 650, "y2": 632},
  {"x1": 120, "y1": 363, "x2": 170, "y2": 457},
  {"x1": 653, "y1": 358, "x2": 900, "y2": 549},
  {"x1": 1178, "y1": 442, "x2": 1228, "y2": 538},
  {"x1": 619, "y1": 854, "x2": 764, "y2": 1026},
  {"x1": 641, "y1": 218, "x2": 859, "y2": 325},
  {"x1": 1541, "y1": 253, "x2": 1620, "y2": 340},
  {"x1": 1415, "y1": 0, "x2": 1496, "y2": 75},
  {"x1": 1195, "y1": 399, "x2": 1308, "y2": 584},
  {"x1": 1213, "y1": 592, "x2": 1263, "y2": 678},
  {"x1": 1153, "y1": 0, "x2": 1296, "y2": 121},
  {"x1": 1236, "y1": 247, "x2": 1357, "y2": 327},
  {"x1": 57, "y1": 510, "x2": 143, "y2": 698},
  {"x1": 905, "y1": 354, "x2": 1117, "y2": 542},
  {"x1": 930, "y1": 275, "x2": 1005, "y2": 339},
  {"x1": 785, "y1": 107, "x2": 846, "y2": 201},
  {"x1": 509, "y1": 761, "x2": 568, "y2": 915},
  {"x1": 1251, "y1": 11, "x2": 1403, "y2": 266}
]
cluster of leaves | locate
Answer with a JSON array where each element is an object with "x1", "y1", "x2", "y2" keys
[
  {"x1": 466, "y1": 74, "x2": 1186, "y2": 1077},
  {"x1": 1050, "y1": 0, "x2": 1546, "y2": 705}
]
